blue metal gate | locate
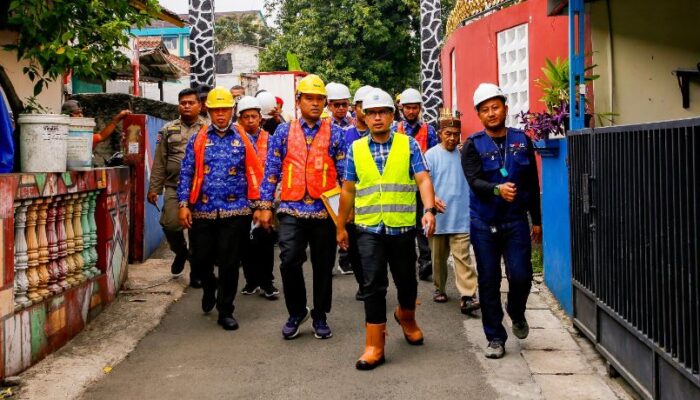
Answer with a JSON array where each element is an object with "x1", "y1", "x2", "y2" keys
[{"x1": 568, "y1": 117, "x2": 700, "y2": 399}]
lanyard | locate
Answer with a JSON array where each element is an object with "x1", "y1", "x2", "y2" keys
[{"x1": 486, "y1": 131, "x2": 509, "y2": 178}]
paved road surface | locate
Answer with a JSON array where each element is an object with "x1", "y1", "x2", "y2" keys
[{"x1": 82, "y1": 254, "x2": 496, "y2": 399}]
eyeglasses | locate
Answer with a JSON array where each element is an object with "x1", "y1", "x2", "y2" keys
[
  {"x1": 364, "y1": 109, "x2": 392, "y2": 118},
  {"x1": 330, "y1": 102, "x2": 350, "y2": 109}
]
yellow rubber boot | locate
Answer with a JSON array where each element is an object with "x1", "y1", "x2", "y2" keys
[
  {"x1": 356, "y1": 323, "x2": 386, "y2": 370},
  {"x1": 394, "y1": 306, "x2": 424, "y2": 345}
]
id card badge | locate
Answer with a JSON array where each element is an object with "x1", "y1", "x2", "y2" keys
[
  {"x1": 499, "y1": 167, "x2": 509, "y2": 177},
  {"x1": 314, "y1": 156, "x2": 323, "y2": 170},
  {"x1": 490, "y1": 226, "x2": 498, "y2": 234}
]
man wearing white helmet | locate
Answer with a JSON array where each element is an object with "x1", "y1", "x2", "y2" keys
[
  {"x1": 326, "y1": 82, "x2": 353, "y2": 128},
  {"x1": 234, "y1": 96, "x2": 280, "y2": 300},
  {"x1": 256, "y1": 91, "x2": 282, "y2": 135},
  {"x1": 337, "y1": 88, "x2": 437, "y2": 370},
  {"x1": 393, "y1": 87, "x2": 439, "y2": 281},
  {"x1": 337, "y1": 85, "x2": 374, "y2": 293},
  {"x1": 461, "y1": 83, "x2": 542, "y2": 359}
]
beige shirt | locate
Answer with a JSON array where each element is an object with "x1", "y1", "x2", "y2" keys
[{"x1": 148, "y1": 116, "x2": 208, "y2": 194}]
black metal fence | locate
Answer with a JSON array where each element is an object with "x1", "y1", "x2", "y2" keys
[{"x1": 568, "y1": 117, "x2": 700, "y2": 399}]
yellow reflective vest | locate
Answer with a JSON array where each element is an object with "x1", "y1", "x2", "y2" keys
[{"x1": 353, "y1": 134, "x2": 416, "y2": 227}]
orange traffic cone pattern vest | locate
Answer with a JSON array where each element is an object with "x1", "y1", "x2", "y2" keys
[
  {"x1": 280, "y1": 119, "x2": 337, "y2": 200},
  {"x1": 397, "y1": 121, "x2": 428, "y2": 153},
  {"x1": 188, "y1": 125, "x2": 267, "y2": 204},
  {"x1": 235, "y1": 124, "x2": 269, "y2": 200}
]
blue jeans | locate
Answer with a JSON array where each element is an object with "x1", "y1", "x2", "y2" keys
[{"x1": 470, "y1": 217, "x2": 533, "y2": 343}]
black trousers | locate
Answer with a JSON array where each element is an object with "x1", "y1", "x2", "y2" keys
[
  {"x1": 191, "y1": 215, "x2": 251, "y2": 317},
  {"x1": 415, "y1": 193, "x2": 431, "y2": 267},
  {"x1": 338, "y1": 223, "x2": 364, "y2": 288},
  {"x1": 241, "y1": 226, "x2": 276, "y2": 288},
  {"x1": 357, "y1": 229, "x2": 418, "y2": 324},
  {"x1": 278, "y1": 214, "x2": 336, "y2": 321}
]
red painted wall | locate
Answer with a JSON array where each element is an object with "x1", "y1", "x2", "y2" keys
[{"x1": 441, "y1": 0, "x2": 570, "y2": 135}]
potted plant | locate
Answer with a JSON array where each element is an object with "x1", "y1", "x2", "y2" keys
[{"x1": 519, "y1": 57, "x2": 607, "y2": 155}]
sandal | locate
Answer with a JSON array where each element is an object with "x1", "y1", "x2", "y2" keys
[
  {"x1": 433, "y1": 291, "x2": 448, "y2": 303},
  {"x1": 460, "y1": 296, "x2": 481, "y2": 315}
]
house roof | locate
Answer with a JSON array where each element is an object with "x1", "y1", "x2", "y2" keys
[
  {"x1": 115, "y1": 37, "x2": 187, "y2": 81},
  {"x1": 129, "y1": 1, "x2": 187, "y2": 27}
]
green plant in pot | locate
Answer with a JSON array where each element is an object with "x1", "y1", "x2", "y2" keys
[{"x1": 520, "y1": 57, "x2": 611, "y2": 139}]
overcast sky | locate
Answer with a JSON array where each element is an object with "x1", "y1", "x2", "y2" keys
[{"x1": 158, "y1": 0, "x2": 266, "y2": 14}]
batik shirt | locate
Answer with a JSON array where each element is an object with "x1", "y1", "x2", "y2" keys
[
  {"x1": 258, "y1": 118, "x2": 347, "y2": 219},
  {"x1": 177, "y1": 124, "x2": 252, "y2": 219}
]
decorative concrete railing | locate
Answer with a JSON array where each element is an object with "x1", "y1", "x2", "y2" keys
[
  {"x1": 13, "y1": 192, "x2": 100, "y2": 310},
  {"x1": 0, "y1": 167, "x2": 130, "y2": 378}
]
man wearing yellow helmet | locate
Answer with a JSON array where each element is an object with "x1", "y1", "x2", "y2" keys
[
  {"x1": 256, "y1": 74, "x2": 347, "y2": 340},
  {"x1": 177, "y1": 87, "x2": 257, "y2": 332}
]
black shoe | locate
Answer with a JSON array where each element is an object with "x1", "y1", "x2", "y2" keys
[
  {"x1": 355, "y1": 289, "x2": 363, "y2": 301},
  {"x1": 260, "y1": 284, "x2": 280, "y2": 299},
  {"x1": 512, "y1": 319, "x2": 530, "y2": 339},
  {"x1": 189, "y1": 277, "x2": 203, "y2": 289},
  {"x1": 217, "y1": 316, "x2": 239, "y2": 331},
  {"x1": 418, "y1": 263, "x2": 432, "y2": 281},
  {"x1": 336, "y1": 263, "x2": 354, "y2": 275},
  {"x1": 202, "y1": 286, "x2": 217, "y2": 313},
  {"x1": 171, "y1": 253, "x2": 187, "y2": 276},
  {"x1": 240, "y1": 283, "x2": 259, "y2": 295}
]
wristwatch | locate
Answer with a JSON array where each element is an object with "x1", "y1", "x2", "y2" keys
[
  {"x1": 424, "y1": 207, "x2": 438, "y2": 215},
  {"x1": 493, "y1": 184, "x2": 500, "y2": 196}
]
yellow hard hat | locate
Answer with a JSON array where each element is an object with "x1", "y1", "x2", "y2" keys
[
  {"x1": 296, "y1": 74, "x2": 326, "y2": 96},
  {"x1": 321, "y1": 108, "x2": 330, "y2": 119},
  {"x1": 205, "y1": 86, "x2": 235, "y2": 108}
]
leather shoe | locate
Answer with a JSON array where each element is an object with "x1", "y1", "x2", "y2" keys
[
  {"x1": 190, "y1": 277, "x2": 203, "y2": 289},
  {"x1": 217, "y1": 316, "x2": 239, "y2": 331},
  {"x1": 202, "y1": 287, "x2": 216, "y2": 313},
  {"x1": 418, "y1": 263, "x2": 432, "y2": 281}
]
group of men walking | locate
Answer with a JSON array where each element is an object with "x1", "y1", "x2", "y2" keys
[{"x1": 147, "y1": 75, "x2": 542, "y2": 369}]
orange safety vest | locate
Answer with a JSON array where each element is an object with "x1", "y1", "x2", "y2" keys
[
  {"x1": 235, "y1": 124, "x2": 269, "y2": 200},
  {"x1": 188, "y1": 125, "x2": 267, "y2": 204},
  {"x1": 280, "y1": 119, "x2": 337, "y2": 201},
  {"x1": 397, "y1": 121, "x2": 428, "y2": 153}
]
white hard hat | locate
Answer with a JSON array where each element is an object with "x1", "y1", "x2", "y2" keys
[
  {"x1": 353, "y1": 85, "x2": 374, "y2": 104},
  {"x1": 256, "y1": 91, "x2": 277, "y2": 119},
  {"x1": 473, "y1": 83, "x2": 507, "y2": 109},
  {"x1": 326, "y1": 82, "x2": 351, "y2": 101},
  {"x1": 236, "y1": 96, "x2": 261, "y2": 116},
  {"x1": 362, "y1": 88, "x2": 395, "y2": 111},
  {"x1": 399, "y1": 88, "x2": 422, "y2": 105}
]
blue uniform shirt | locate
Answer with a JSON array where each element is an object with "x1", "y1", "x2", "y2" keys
[
  {"x1": 345, "y1": 132, "x2": 428, "y2": 235},
  {"x1": 259, "y1": 118, "x2": 347, "y2": 219},
  {"x1": 177, "y1": 124, "x2": 252, "y2": 219}
]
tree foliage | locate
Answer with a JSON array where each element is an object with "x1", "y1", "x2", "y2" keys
[
  {"x1": 259, "y1": 0, "x2": 422, "y2": 95},
  {"x1": 3, "y1": 0, "x2": 159, "y2": 98},
  {"x1": 215, "y1": 14, "x2": 276, "y2": 51}
]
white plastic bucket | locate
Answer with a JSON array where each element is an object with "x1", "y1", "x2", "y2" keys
[
  {"x1": 17, "y1": 114, "x2": 69, "y2": 172},
  {"x1": 67, "y1": 117, "x2": 95, "y2": 170}
]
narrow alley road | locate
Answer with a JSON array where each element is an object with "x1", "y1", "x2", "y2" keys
[{"x1": 81, "y1": 256, "x2": 497, "y2": 399}]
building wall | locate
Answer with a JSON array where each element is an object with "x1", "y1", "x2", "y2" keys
[
  {"x1": 590, "y1": 0, "x2": 700, "y2": 125},
  {"x1": 0, "y1": 31, "x2": 64, "y2": 114},
  {"x1": 0, "y1": 168, "x2": 130, "y2": 379},
  {"x1": 440, "y1": 0, "x2": 569, "y2": 135}
]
